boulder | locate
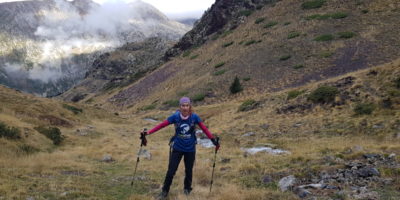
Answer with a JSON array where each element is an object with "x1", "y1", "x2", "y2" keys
[{"x1": 279, "y1": 175, "x2": 296, "y2": 192}]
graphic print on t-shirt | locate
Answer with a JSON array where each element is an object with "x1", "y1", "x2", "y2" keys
[{"x1": 180, "y1": 124, "x2": 190, "y2": 134}]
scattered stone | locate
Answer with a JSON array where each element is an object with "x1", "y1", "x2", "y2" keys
[
  {"x1": 220, "y1": 158, "x2": 231, "y2": 163},
  {"x1": 196, "y1": 130, "x2": 207, "y2": 139},
  {"x1": 197, "y1": 138, "x2": 214, "y2": 148},
  {"x1": 363, "y1": 154, "x2": 380, "y2": 159},
  {"x1": 357, "y1": 167, "x2": 380, "y2": 178},
  {"x1": 60, "y1": 171, "x2": 87, "y2": 176},
  {"x1": 242, "y1": 132, "x2": 256, "y2": 137},
  {"x1": 298, "y1": 183, "x2": 325, "y2": 189},
  {"x1": 60, "y1": 192, "x2": 68, "y2": 197},
  {"x1": 294, "y1": 188, "x2": 312, "y2": 199},
  {"x1": 260, "y1": 124, "x2": 270, "y2": 130},
  {"x1": 279, "y1": 175, "x2": 296, "y2": 192},
  {"x1": 395, "y1": 132, "x2": 400, "y2": 139},
  {"x1": 352, "y1": 145, "x2": 364, "y2": 152},
  {"x1": 388, "y1": 153, "x2": 396, "y2": 159},
  {"x1": 102, "y1": 154, "x2": 114, "y2": 162},
  {"x1": 87, "y1": 125, "x2": 95, "y2": 129},
  {"x1": 26, "y1": 197, "x2": 35, "y2": 200},
  {"x1": 372, "y1": 123, "x2": 384, "y2": 129},
  {"x1": 293, "y1": 123, "x2": 302, "y2": 128},
  {"x1": 76, "y1": 129, "x2": 88, "y2": 136},
  {"x1": 138, "y1": 149, "x2": 152, "y2": 160},
  {"x1": 262, "y1": 175, "x2": 273, "y2": 184},
  {"x1": 241, "y1": 147, "x2": 290, "y2": 155},
  {"x1": 144, "y1": 118, "x2": 158, "y2": 123}
]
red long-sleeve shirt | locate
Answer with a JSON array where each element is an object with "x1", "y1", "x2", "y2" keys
[{"x1": 147, "y1": 120, "x2": 215, "y2": 139}]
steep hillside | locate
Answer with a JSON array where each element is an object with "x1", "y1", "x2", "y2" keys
[{"x1": 97, "y1": 0, "x2": 400, "y2": 111}]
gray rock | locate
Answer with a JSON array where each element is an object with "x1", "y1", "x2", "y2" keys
[
  {"x1": 352, "y1": 145, "x2": 364, "y2": 152},
  {"x1": 220, "y1": 158, "x2": 231, "y2": 163},
  {"x1": 102, "y1": 154, "x2": 114, "y2": 162},
  {"x1": 293, "y1": 123, "x2": 302, "y2": 128},
  {"x1": 299, "y1": 183, "x2": 325, "y2": 189},
  {"x1": 242, "y1": 132, "x2": 256, "y2": 137},
  {"x1": 372, "y1": 123, "x2": 384, "y2": 129},
  {"x1": 294, "y1": 188, "x2": 312, "y2": 199},
  {"x1": 260, "y1": 124, "x2": 270, "y2": 130},
  {"x1": 138, "y1": 149, "x2": 152, "y2": 160},
  {"x1": 388, "y1": 153, "x2": 396, "y2": 159},
  {"x1": 279, "y1": 175, "x2": 296, "y2": 192},
  {"x1": 144, "y1": 118, "x2": 158, "y2": 123},
  {"x1": 26, "y1": 197, "x2": 35, "y2": 200},
  {"x1": 395, "y1": 133, "x2": 400, "y2": 139},
  {"x1": 357, "y1": 167, "x2": 380, "y2": 177},
  {"x1": 262, "y1": 175, "x2": 273, "y2": 184}
]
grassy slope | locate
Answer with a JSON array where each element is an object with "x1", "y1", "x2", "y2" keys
[
  {"x1": 93, "y1": 0, "x2": 400, "y2": 112},
  {"x1": 1, "y1": 59, "x2": 399, "y2": 199}
]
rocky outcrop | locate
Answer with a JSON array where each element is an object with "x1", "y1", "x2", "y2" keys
[
  {"x1": 60, "y1": 37, "x2": 172, "y2": 102},
  {"x1": 164, "y1": 0, "x2": 278, "y2": 60}
]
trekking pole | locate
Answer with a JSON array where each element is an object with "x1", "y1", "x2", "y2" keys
[
  {"x1": 131, "y1": 128, "x2": 147, "y2": 186},
  {"x1": 209, "y1": 137, "x2": 220, "y2": 193}
]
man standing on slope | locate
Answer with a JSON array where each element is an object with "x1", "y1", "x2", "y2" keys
[{"x1": 143, "y1": 97, "x2": 220, "y2": 198}]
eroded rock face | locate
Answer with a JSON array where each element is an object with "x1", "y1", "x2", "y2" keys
[{"x1": 164, "y1": 0, "x2": 278, "y2": 60}]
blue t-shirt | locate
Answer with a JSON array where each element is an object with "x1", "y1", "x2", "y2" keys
[{"x1": 167, "y1": 111, "x2": 202, "y2": 152}]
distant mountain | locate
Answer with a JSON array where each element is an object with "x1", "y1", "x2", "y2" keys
[{"x1": 0, "y1": 0, "x2": 190, "y2": 97}]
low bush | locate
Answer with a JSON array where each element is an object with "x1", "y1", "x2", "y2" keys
[
  {"x1": 308, "y1": 85, "x2": 339, "y2": 103},
  {"x1": 293, "y1": 64, "x2": 304, "y2": 69},
  {"x1": 239, "y1": 99, "x2": 259, "y2": 111},
  {"x1": 396, "y1": 77, "x2": 400, "y2": 88},
  {"x1": 314, "y1": 34, "x2": 334, "y2": 41},
  {"x1": 230, "y1": 76, "x2": 243, "y2": 94},
  {"x1": 330, "y1": 12, "x2": 348, "y2": 19},
  {"x1": 354, "y1": 103, "x2": 375, "y2": 115},
  {"x1": 287, "y1": 90, "x2": 304, "y2": 100},
  {"x1": 264, "y1": 21, "x2": 278, "y2": 28},
  {"x1": 302, "y1": 0, "x2": 326, "y2": 9},
  {"x1": 190, "y1": 54, "x2": 199, "y2": 59},
  {"x1": 222, "y1": 41, "x2": 234, "y2": 48},
  {"x1": 338, "y1": 31, "x2": 356, "y2": 39},
  {"x1": 280, "y1": 55, "x2": 291, "y2": 61},
  {"x1": 239, "y1": 10, "x2": 252, "y2": 17},
  {"x1": 192, "y1": 93, "x2": 206, "y2": 102},
  {"x1": 142, "y1": 104, "x2": 156, "y2": 111},
  {"x1": 214, "y1": 62, "x2": 225, "y2": 68},
  {"x1": 0, "y1": 122, "x2": 21, "y2": 140},
  {"x1": 288, "y1": 32, "x2": 301, "y2": 39},
  {"x1": 34, "y1": 126, "x2": 64, "y2": 145},
  {"x1": 19, "y1": 144, "x2": 39, "y2": 154},
  {"x1": 182, "y1": 51, "x2": 191, "y2": 57},
  {"x1": 163, "y1": 100, "x2": 179, "y2": 107},
  {"x1": 63, "y1": 104, "x2": 83, "y2": 114},
  {"x1": 255, "y1": 17, "x2": 265, "y2": 24},
  {"x1": 214, "y1": 69, "x2": 227, "y2": 76}
]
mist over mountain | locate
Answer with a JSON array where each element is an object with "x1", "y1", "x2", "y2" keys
[{"x1": 0, "y1": 0, "x2": 190, "y2": 96}]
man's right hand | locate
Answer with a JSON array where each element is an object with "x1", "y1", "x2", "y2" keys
[{"x1": 140, "y1": 129, "x2": 147, "y2": 146}]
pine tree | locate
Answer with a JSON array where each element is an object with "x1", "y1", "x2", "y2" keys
[{"x1": 230, "y1": 76, "x2": 243, "y2": 94}]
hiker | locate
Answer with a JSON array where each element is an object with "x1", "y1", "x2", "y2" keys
[{"x1": 143, "y1": 97, "x2": 220, "y2": 198}]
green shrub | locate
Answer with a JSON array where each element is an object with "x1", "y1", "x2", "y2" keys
[
  {"x1": 280, "y1": 55, "x2": 291, "y2": 61},
  {"x1": 255, "y1": 17, "x2": 265, "y2": 24},
  {"x1": 142, "y1": 104, "x2": 156, "y2": 111},
  {"x1": 0, "y1": 122, "x2": 21, "y2": 140},
  {"x1": 308, "y1": 85, "x2": 339, "y2": 103},
  {"x1": 62, "y1": 104, "x2": 83, "y2": 114},
  {"x1": 163, "y1": 100, "x2": 179, "y2": 107},
  {"x1": 288, "y1": 32, "x2": 301, "y2": 39},
  {"x1": 214, "y1": 62, "x2": 225, "y2": 68},
  {"x1": 395, "y1": 77, "x2": 400, "y2": 88},
  {"x1": 239, "y1": 10, "x2": 253, "y2": 17},
  {"x1": 302, "y1": 0, "x2": 326, "y2": 9},
  {"x1": 34, "y1": 126, "x2": 64, "y2": 145},
  {"x1": 230, "y1": 76, "x2": 243, "y2": 94},
  {"x1": 239, "y1": 99, "x2": 259, "y2": 111},
  {"x1": 243, "y1": 77, "x2": 251, "y2": 81},
  {"x1": 245, "y1": 40, "x2": 257, "y2": 46},
  {"x1": 264, "y1": 21, "x2": 278, "y2": 28},
  {"x1": 361, "y1": 10, "x2": 369, "y2": 14},
  {"x1": 331, "y1": 12, "x2": 348, "y2": 19},
  {"x1": 223, "y1": 41, "x2": 234, "y2": 48},
  {"x1": 354, "y1": 103, "x2": 375, "y2": 115},
  {"x1": 293, "y1": 64, "x2": 304, "y2": 69},
  {"x1": 338, "y1": 32, "x2": 356, "y2": 39},
  {"x1": 287, "y1": 90, "x2": 304, "y2": 100},
  {"x1": 192, "y1": 93, "x2": 206, "y2": 102},
  {"x1": 221, "y1": 30, "x2": 233, "y2": 38},
  {"x1": 177, "y1": 91, "x2": 189, "y2": 96},
  {"x1": 19, "y1": 144, "x2": 39, "y2": 154},
  {"x1": 214, "y1": 69, "x2": 227, "y2": 76},
  {"x1": 320, "y1": 51, "x2": 334, "y2": 58},
  {"x1": 284, "y1": 22, "x2": 291, "y2": 25},
  {"x1": 182, "y1": 51, "x2": 191, "y2": 57},
  {"x1": 314, "y1": 34, "x2": 334, "y2": 41},
  {"x1": 190, "y1": 54, "x2": 199, "y2": 59},
  {"x1": 306, "y1": 14, "x2": 330, "y2": 20}
]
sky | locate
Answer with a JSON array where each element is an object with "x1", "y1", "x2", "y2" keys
[{"x1": 0, "y1": 0, "x2": 216, "y2": 19}]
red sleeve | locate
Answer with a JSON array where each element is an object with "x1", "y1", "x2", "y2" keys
[
  {"x1": 148, "y1": 120, "x2": 170, "y2": 134},
  {"x1": 198, "y1": 122, "x2": 214, "y2": 139}
]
